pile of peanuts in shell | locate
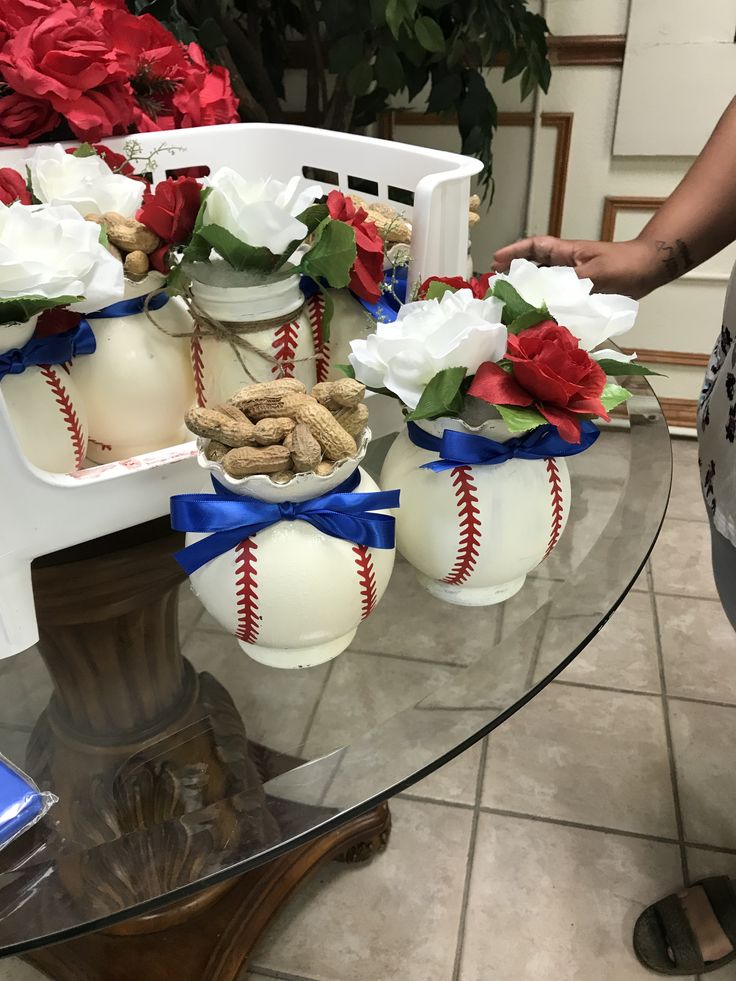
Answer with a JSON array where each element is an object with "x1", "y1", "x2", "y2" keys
[
  {"x1": 184, "y1": 377, "x2": 369, "y2": 483},
  {"x1": 84, "y1": 212, "x2": 162, "y2": 281}
]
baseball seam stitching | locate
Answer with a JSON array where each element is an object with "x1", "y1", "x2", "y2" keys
[
  {"x1": 442, "y1": 466, "x2": 481, "y2": 585},
  {"x1": 307, "y1": 293, "x2": 330, "y2": 383},
  {"x1": 352, "y1": 544, "x2": 377, "y2": 620},
  {"x1": 271, "y1": 321, "x2": 299, "y2": 378},
  {"x1": 234, "y1": 538, "x2": 260, "y2": 644},
  {"x1": 39, "y1": 365, "x2": 85, "y2": 470},
  {"x1": 544, "y1": 458, "x2": 564, "y2": 559}
]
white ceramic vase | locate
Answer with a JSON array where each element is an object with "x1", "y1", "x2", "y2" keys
[
  {"x1": 0, "y1": 317, "x2": 89, "y2": 473},
  {"x1": 71, "y1": 275, "x2": 195, "y2": 463},
  {"x1": 380, "y1": 416, "x2": 571, "y2": 606},
  {"x1": 186, "y1": 433, "x2": 395, "y2": 668},
  {"x1": 188, "y1": 262, "x2": 329, "y2": 407}
]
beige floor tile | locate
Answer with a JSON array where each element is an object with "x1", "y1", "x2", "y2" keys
[
  {"x1": 668, "y1": 439, "x2": 707, "y2": 522},
  {"x1": 659, "y1": 595, "x2": 736, "y2": 703},
  {"x1": 632, "y1": 563, "x2": 651, "y2": 593},
  {"x1": 650, "y1": 519, "x2": 718, "y2": 599},
  {"x1": 251, "y1": 797, "x2": 473, "y2": 981},
  {"x1": 183, "y1": 628, "x2": 331, "y2": 757},
  {"x1": 482, "y1": 684, "x2": 677, "y2": 836},
  {"x1": 302, "y1": 651, "x2": 457, "y2": 760},
  {"x1": 534, "y1": 590, "x2": 660, "y2": 693},
  {"x1": 407, "y1": 739, "x2": 483, "y2": 806},
  {"x1": 670, "y1": 699, "x2": 736, "y2": 849},
  {"x1": 0, "y1": 961, "x2": 44, "y2": 980},
  {"x1": 460, "y1": 812, "x2": 687, "y2": 981},
  {"x1": 353, "y1": 556, "x2": 502, "y2": 667}
]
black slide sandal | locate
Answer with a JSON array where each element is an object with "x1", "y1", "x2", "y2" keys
[{"x1": 634, "y1": 876, "x2": 736, "y2": 975}]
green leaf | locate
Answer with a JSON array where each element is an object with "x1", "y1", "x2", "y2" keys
[
  {"x1": 297, "y1": 202, "x2": 330, "y2": 235},
  {"x1": 328, "y1": 34, "x2": 366, "y2": 74},
  {"x1": 320, "y1": 287, "x2": 335, "y2": 343},
  {"x1": 595, "y1": 358, "x2": 664, "y2": 377},
  {"x1": 427, "y1": 71, "x2": 462, "y2": 111},
  {"x1": 385, "y1": 0, "x2": 417, "y2": 39},
  {"x1": 200, "y1": 224, "x2": 278, "y2": 272},
  {"x1": 496, "y1": 404, "x2": 547, "y2": 433},
  {"x1": 346, "y1": 60, "x2": 373, "y2": 96},
  {"x1": 507, "y1": 307, "x2": 549, "y2": 334},
  {"x1": 424, "y1": 281, "x2": 458, "y2": 301},
  {"x1": 414, "y1": 15, "x2": 445, "y2": 53},
  {"x1": 197, "y1": 17, "x2": 227, "y2": 49},
  {"x1": 0, "y1": 294, "x2": 82, "y2": 325},
  {"x1": 491, "y1": 279, "x2": 538, "y2": 325},
  {"x1": 336, "y1": 363, "x2": 356, "y2": 378},
  {"x1": 72, "y1": 143, "x2": 97, "y2": 158},
  {"x1": 300, "y1": 220, "x2": 357, "y2": 289},
  {"x1": 600, "y1": 381, "x2": 632, "y2": 412},
  {"x1": 375, "y1": 46, "x2": 405, "y2": 93},
  {"x1": 405, "y1": 366, "x2": 467, "y2": 422}
]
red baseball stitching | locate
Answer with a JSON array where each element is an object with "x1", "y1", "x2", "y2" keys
[
  {"x1": 544, "y1": 458, "x2": 565, "y2": 559},
  {"x1": 271, "y1": 320, "x2": 299, "y2": 378},
  {"x1": 234, "y1": 538, "x2": 260, "y2": 645},
  {"x1": 307, "y1": 293, "x2": 330, "y2": 383},
  {"x1": 88, "y1": 437, "x2": 112, "y2": 452},
  {"x1": 39, "y1": 365, "x2": 86, "y2": 470},
  {"x1": 442, "y1": 466, "x2": 481, "y2": 585},
  {"x1": 352, "y1": 545, "x2": 377, "y2": 620},
  {"x1": 191, "y1": 327, "x2": 206, "y2": 407}
]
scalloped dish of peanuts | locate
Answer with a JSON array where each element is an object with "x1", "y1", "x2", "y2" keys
[{"x1": 184, "y1": 377, "x2": 369, "y2": 484}]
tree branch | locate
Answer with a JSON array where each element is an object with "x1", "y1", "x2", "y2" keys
[
  {"x1": 215, "y1": 45, "x2": 269, "y2": 123},
  {"x1": 300, "y1": 0, "x2": 328, "y2": 122}
]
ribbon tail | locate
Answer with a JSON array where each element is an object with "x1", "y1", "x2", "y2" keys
[{"x1": 306, "y1": 512, "x2": 396, "y2": 549}]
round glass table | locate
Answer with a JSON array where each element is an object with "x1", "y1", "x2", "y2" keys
[{"x1": 0, "y1": 378, "x2": 671, "y2": 980}]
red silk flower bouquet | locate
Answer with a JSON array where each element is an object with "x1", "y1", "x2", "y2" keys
[{"x1": 0, "y1": 0, "x2": 239, "y2": 147}]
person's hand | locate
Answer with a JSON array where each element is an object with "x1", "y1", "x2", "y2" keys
[{"x1": 492, "y1": 236, "x2": 664, "y2": 300}]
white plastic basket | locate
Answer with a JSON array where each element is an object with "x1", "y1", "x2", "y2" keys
[{"x1": 0, "y1": 122, "x2": 482, "y2": 657}]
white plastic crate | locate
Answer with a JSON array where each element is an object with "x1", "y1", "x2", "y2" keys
[{"x1": 0, "y1": 122, "x2": 482, "y2": 657}]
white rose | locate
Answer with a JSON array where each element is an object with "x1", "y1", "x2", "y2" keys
[
  {"x1": 0, "y1": 202, "x2": 124, "y2": 314},
  {"x1": 203, "y1": 167, "x2": 322, "y2": 254},
  {"x1": 27, "y1": 144, "x2": 144, "y2": 219},
  {"x1": 497, "y1": 258, "x2": 638, "y2": 350},
  {"x1": 349, "y1": 289, "x2": 507, "y2": 409}
]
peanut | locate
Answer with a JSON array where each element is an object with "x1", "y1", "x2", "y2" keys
[
  {"x1": 214, "y1": 402, "x2": 249, "y2": 424},
  {"x1": 185, "y1": 406, "x2": 255, "y2": 447},
  {"x1": 366, "y1": 211, "x2": 412, "y2": 244},
  {"x1": 296, "y1": 402, "x2": 357, "y2": 462},
  {"x1": 469, "y1": 194, "x2": 480, "y2": 212},
  {"x1": 253, "y1": 416, "x2": 296, "y2": 446},
  {"x1": 124, "y1": 249, "x2": 149, "y2": 279},
  {"x1": 222, "y1": 445, "x2": 291, "y2": 478},
  {"x1": 244, "y1": 392, "x2": 315, "y2": 421},
  {"x1": 271, "y1": 469, "x2": 295, "y2": 484},
  {"x1": 229, "y1": 378, "x2": 306, "y2": 411},
  {"x1": 103, "y1": 212, "x2": 161, "y2": 254},
  {"x1": 311, "y1": 378, "x2": 365, "y2": 409},
  {"x1": 332, "y1": 402, "x2": 369, "y2": 437},
  {"x1": 204, "y1": 439, "x2": 228, "y2": 462},
  {"x1": 289, "y1": 423, "x2": 322, "y2": 472},
  {"x1": 315, "y1": 461, "x2": 335, "y2": 477},
  {"x1": 468, "y1": 211, "x2": 480, "y2": 228}
]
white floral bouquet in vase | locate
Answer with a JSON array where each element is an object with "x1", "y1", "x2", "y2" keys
[{"x1": 348, "y1": 260, "x2": 655, "y2": 606}]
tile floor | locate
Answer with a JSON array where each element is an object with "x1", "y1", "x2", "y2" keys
[{"x1": 4, "y1": 437, "x2": 736, "y2": 981}]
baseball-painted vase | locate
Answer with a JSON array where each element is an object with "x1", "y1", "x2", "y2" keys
[
  {"x1": 185, "y1": 431, "x2": 395, "y2": 669},
  {"x1": 71, "y1": 275, "x2": 195, "y2": 463},
  {"x1": 188, "y1": 262, "x2": 329, "y2": 407},
  {"x1": 380, "y1": 416, "x2": 571, "y2": 606},
  {"x1": 0, "y1": 317, "x2": 89, "y2": 473}
]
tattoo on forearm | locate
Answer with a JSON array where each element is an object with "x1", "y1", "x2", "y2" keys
[{"x1": 655, "y1": 239, "x2": 693, "y2": 280}]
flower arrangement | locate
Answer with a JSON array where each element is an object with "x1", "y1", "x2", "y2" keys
[
  {"x1": 348, "y1": 259, "x2": 655, "y2": 444},
  {"x1": 0, "y1": 0, "x2": 239, "y2": 147}
]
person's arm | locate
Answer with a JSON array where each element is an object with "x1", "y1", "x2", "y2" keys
[{"x1": 492, "y1": 96, "x2": 736, "y2": 299}]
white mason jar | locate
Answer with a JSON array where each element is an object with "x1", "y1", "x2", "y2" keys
[
  {"x1": 0, "y1": 316, "x2": 89, "y2": 473},
  {"x1": 71, "y1": 274, "x2": 195, "y2": 463},
  {"x1": 186, "y1": 432, "x2": 395, "y2": 669},
  {"x1": 380, "y1": 415, "x2": 571, "y2": 606},
  {"x1": 188, "y1": 261, "x2": 329, "y2": 407}
]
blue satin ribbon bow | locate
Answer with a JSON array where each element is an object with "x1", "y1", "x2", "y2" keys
[
  {"x1": 0, "y1": 321, "x2": 96, "y2": 381},
  {"x1": 83, "y1": 290, "x2": 170, "y2": 322},
  {"x1": 171, "y1": 469, "x2": 400, "y2": 575},
  {"x1": 407, "y1": 420, "x2": 600, "y2": 472}
]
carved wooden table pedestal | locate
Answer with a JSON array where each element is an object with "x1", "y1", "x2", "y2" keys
[{"x1": 20, "y1": 522, "x2": 391, "y2": 981}]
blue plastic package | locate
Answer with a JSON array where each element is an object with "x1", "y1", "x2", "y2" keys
[{"x1": 0, "y1": 754, "x2": 56, "y2": 850}]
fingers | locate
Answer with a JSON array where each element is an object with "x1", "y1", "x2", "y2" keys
[{"x1": 492, "y1": 236, "x2": 577, "y2": 272}]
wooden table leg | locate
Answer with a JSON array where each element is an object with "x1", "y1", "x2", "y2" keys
[{"x1": 16, "y1": 521, "x2": 391, "y2": 981}]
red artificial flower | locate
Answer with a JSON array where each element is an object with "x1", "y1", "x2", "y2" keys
[
  {"x1": 0, "y1": 168, "x2": 31, "y2": 205},
  {"x1": 65, "y1": 143, "x2": 135, "y2": 175},
  {"x1": 0, "y1": 92, "x2": 60, "y2": 146},
  {"x1": 137, "y1": 176, "x2": 203, "y2": 272},
  {"x1": 34, "y1": 308, "x2": 82, "y2": 339},
  {"x1": 172, "y1": 43, "x2": 239, "y2": 129},
  {"x1": 326, "y1": 190, "x2": 384, "y2": 303},
  {"x1": 417, "y1": 273, "x2": 494, "y2": 300},
  {"x1": 0, "y1": 0, "x2": 60, "y2": 39},
  {"x1": 56, "y1": 82, "x2": 136, "y2": 142},
  {"x1": 468, "y1": 320, "x2": 609, "y2": 444}
]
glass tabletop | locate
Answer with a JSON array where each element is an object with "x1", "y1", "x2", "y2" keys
[{"x1": 0, "y1": 376, "x2": 671, "y2": 954}]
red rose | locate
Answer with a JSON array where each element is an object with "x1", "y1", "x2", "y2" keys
[
  {"x1": 326, "y1": 190, "x2": 384, "y2": 302},
  {"x1": 0, "y1": 92, "x2": 59, "y2": 146},
  {"x1": 468, "y1": 320, "x2": 609, "y2": 444},
  {"x1": 0, "y1": 0, "x2": 60, "y2": 38},
  {"x1": 172, "y1": 43, "x2": 239, "y2": 128},
  {"x1": 0, "y1": 168, "x2": 31, "y2": 205},
  {"x1": 418, "y1": 273, "x2": 494, "y2": 299},
  {"x1": 0, "y1": 5, "x2": 126, "y2": 106},
  {"x1": 55, "y1": 82, "x2": 136, "y2": 142},
  {"x1": 35, "y1": 308, "x2": 82, "y2": 339},
  {"x1": 137, "y1": 176, "x2": 203, "y2": 271}
]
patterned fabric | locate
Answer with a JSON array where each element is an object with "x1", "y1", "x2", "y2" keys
[{"x1": 698, "y1": 268, "x2": 736, "y2": 546}]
